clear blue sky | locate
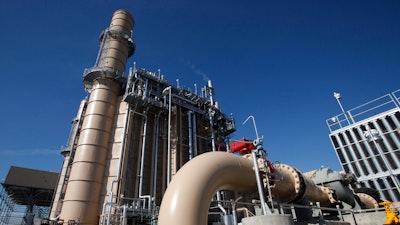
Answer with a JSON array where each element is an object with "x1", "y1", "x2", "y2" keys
[{"x1": 0, "y1": 0, "x2": 399, "y2": 182}]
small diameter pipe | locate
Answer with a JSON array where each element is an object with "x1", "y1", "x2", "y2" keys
[
  {"x1": 139, "y1": 112, "x2": 148, "y2": 197},
  {"x1": 262, "y1": 160, "x2": 275, "y2": 212},
  {"x1": 139, "y1": 195, "x2": 152, "y2": 210},
  {"x1": 166, "y1": 87, "x2": 172, "y2": 185},
  {"x1": 208, "y1": 110, "x2": 216, "y2": 153},
  {"x1": 143, "y1": 79, "x2": 148, "y2": 100},
  {"x1": 126, "y1": 110, "x2": 153, "y2": 211},
  {"x1": 217, "y1": 192, "x2": 227, "y2": 220},
  {"x1": 231, "y1": 197, "x2": 242, "y2": 225},
  {"x1": 251, "y1": 151, "x2": 271, "y2": 215},
  {"x1": 236, "y1": 207, "x2": 251, "y2": 218},
  {"x1": 206, "y1": 81, "x2": 226, "y2": 218},
  {"x1": 122, "y1": 204, "x2": 127, "y2": 225},
  {"x1": 152, "y1": 113, "x2": 161, "y2": 200},
  {"x1": 125, "y1": 67, "x2": 134, "y2": 96},
  {"x1": 192, "y1": 113, "x2": 198, "y2": 157},
  {"x1": 187, "y1": 111, "x2": 193, "y2": 160}
]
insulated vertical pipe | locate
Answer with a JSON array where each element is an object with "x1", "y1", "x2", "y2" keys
[
  {"x1": 206, "y1": 80, "x2": 226, "y2": 217},
  {"x1": 207, "y1": 80, "x2": 216, "y2": 153},
  {"x1": 139, "y1": 113, "x2": 148, "y2": 197},
  {"x1": 251, "y1": 151, "x2": 271, "y2": 215},
  {"x1": 165, "y1": 87, "x2": 172, "y2": 185},
  {"x1": 152, "y1": 113, "x2": 161, "y2": 200},
  {"x1": 59, "y1": 10, "x2": 134, "y2": 224},
  {"x1": 187, "y1": 111, "x2": 193, "y2": 160},
  {"x1": 192, "y1": 114, "x2": 198, "y2": 157}
]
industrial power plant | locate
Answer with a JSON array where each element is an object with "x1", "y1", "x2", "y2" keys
[{"x1": 1, "y1": 9, "x2": 399, "y2": 225}]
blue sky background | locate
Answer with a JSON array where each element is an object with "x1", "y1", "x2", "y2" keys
[{"x1": 0, "y1": 0, "x2": 399, "y2": 182}]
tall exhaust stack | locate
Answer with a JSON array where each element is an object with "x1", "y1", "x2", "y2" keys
[{"x1": 58, "y1": 10, "x2": 135, "y2": 224}]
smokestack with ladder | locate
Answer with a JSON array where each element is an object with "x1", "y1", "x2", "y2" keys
[{"x1": 58, "y1": 10, "x2": 135, "y2": 224}]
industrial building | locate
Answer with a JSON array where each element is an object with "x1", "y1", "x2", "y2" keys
[
  {"x1": 48, "y1": 9, "x2": 235, "y2": 225},
  {"x1": 327, "y1": 90, "x2": 400, "y2": 202},
  {"x1": 1, "y1": 9, "x2": 399, "y2": 225}
]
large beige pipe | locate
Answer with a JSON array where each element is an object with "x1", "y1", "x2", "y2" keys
[
  {"x1": 158, "y1": 152, "x2": 259, "y2": 225},
  {"x1": 50, "y1": 99, "x2": 87, "y2": 219},
  {"x1": 271, "y1": 164, "x2": 336, "y2": 206},
  {"x1": 356, "y1": 193, "x2": 379, "y2": 209},
  {"x1": 158, "y1": 152, "x2": 339, "y2": 225},
  {"x1": 59, "y1": 10, "x2": 134, "y2": 224},
  {"x1": 97, "y1": 10, "x2": 134, "y2": 73},
  {"x1": 241, "y1": 155, "x2": 336, "y2": 206}
]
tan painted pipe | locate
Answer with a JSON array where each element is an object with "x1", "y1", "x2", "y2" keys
[
  {"x1": 59, "y1": 10, "x2": 134, "y2": 224},
  {"x1": 97, "y1": 10, "x2": 134, "y2": 73},
  {"x1": 356, "y1": 193, "x2": 379, "y2": 209},
  {"x1": 50, "y1": 99, "x2": 87, "y2": 219},
  {"x1": 158, "y1": 152, "x2": 258, "y2": 225},
  {"x1": 60, "y1": 79, "x2": 121, "y2": 224},
  {"x1": 158, "y1": 153, "x2": 339, "y2": 225},
  {"x1": 272, "y1": 164, "x2": 336, "y2": 206},
  {"x1": 241, "y1": 155, "x2": 336, "y2": 206}
]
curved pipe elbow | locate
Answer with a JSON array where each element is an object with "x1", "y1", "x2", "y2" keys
[{"x1": 158, "y1": 152, "x2": 258, "y2": 225}]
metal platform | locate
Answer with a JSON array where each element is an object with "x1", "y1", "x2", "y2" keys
[{"x1": 1, "y1": 166, "x2": 59, "y2": 224}]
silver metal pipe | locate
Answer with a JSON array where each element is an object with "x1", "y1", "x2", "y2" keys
[
  {"x1": 217, "y1": 192, "x2": 227, "y2": 217},
  {"x1": 138, "y1": 112, "x2": 148, "y2": 197},
  {"x1": 209, "y1": 113, "x2": 216, "y2": 152},
  {"x1": 143, "y1": 79, "x2": 148, "y2": 100},
  {"x1": 125, "y1": 67, "x2": 134, "y2": 96},
  {"x1": 139, "y1": 195, "x2": 152, "y2": 210},
  {"x1": 192, "y1": 113, "x2": 198, "y2": 157},
  {"x1": 262, "y1": 160, "x2": 275, "y2": 212},
  {"x1": 187, "y1": 111, "x2": 193, "y2": 160},
  {"x1": 122, "y1": 204, "x2": 127, "y2": 225},
  {"x1": 105, "y1": 182, "x2": 114, "y2": 225},
  {"x1": 152, "y1": 113, "x2": 161, "y2": 200},
  {"x1": 206, "y1": 80, "x2": 225, "y2": 218},
  {"x1": 207, "y1": 80, "x2": 216, "y2": 153},
  {"x1": 117, "y1": 106, "x2": 132, "y2": 188},
  {"x1": 231, "y1": 197, "x2": 242, "y2": 225},
  {"x1": 334, "y1": 92, "x2": 353, "y2": 124},
  {"x1": 236, "y1": 207, "x2": 251, "y2": 218},
  {"x1": 165, "y1": 87, "x2": 172, "y2": 185},
  {"x1": 251, "y1": 150, "x2": 271, "y2": 215},
  {"x1": 208, "y1": 80, "x2": 214, "y2": 106}
]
